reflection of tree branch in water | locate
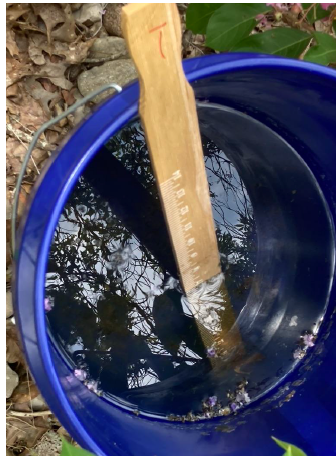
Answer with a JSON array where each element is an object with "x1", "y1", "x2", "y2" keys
[
  {"x1": 46, "y1": 123, "x2": 257, "y2": 394},
  {"x1": 73, "y1": 349, "x2": 201, "y2": 364}
]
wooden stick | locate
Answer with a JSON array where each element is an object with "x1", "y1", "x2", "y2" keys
[
  {"x1": 122, "y1": 3, "x2": 220, "y2": 293},
  {"x1": 122, "y1": 3, "x2": 243, "y2": 356}
]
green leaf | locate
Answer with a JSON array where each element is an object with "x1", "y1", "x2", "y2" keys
[
  {"x1": 231, "y1": 28, "x2": 311, "y2": 58},
  {"x1": 205, "y1": 3, "x2": 271, "y2": 51},
  {"x1": 186, "y1": 3, "x2": 224, "y2": 34},
  {"x1": 302, "y1": 4, "x2": 330, "y2": 23},
  {"x1": 60, "y1": 439, "x2": 95, "y2": 456},
  {"x1": 304, "y1": 32, "x2": 336, "y2": 65},
  {"x1": 272, "y1": 437, "x2": 308, "y2": 456}
]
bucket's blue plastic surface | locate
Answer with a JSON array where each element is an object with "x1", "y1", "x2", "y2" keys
[{"x1": 14, "y1": 54, "x2": 336, "y2": 456}]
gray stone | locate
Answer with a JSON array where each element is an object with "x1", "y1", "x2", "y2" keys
[
  {"x1": 6, "y1": 290, "x2": 13, "y2": 319},
  {"x1": 34, "y1": 430, "x2": 62, "y2": 456},
  {"x1": 86, "y1": 36, "x2": 128, "y2": 63},
  {"x1": 78, "y1": 59, "x2": 137, "y2": 104},
  {"x1": 73, "y1": 3, "x2": 103, "y2": 24},
  {"x1": 103, "y1": 3, "x2": 124, "y2": 37},
  {"x1": 31, "y1": 394, "x2": 48, "y2": 411},
  {"x1": 6, "y1": 363, "x2": 18, "y2": 398}
]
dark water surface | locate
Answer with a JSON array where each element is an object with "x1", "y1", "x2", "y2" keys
[{"x1": 45, "y1": 106, "x2": 332, "y2": 418}]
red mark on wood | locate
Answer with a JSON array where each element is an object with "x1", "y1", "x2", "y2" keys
[
  {"x1": 149, "y1": 22, "x2": 167, "y2": 33},
  {"x1": 159, "y1": 30, "x2": 165, "y2": 59},
  {"x1": 149, "y1": 22, "x2": 167, "y2": 59}
]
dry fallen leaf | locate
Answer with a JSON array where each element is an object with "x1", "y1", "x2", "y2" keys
[
  {"x1": 6, "y1": 29, "x2": 19, "y2": 57},
  {"x1": 6, "y1": 83, "x2": 20, "y2": 99},
  {"x1": 6, "y1": 324, "x2": 25, "y2": 365},
  {"x1": 6, "y1": 55, "x2": 33, "y2": 88},
  {"x1": 28, "y1": 33, "x2": 95, "y2": 66},
  {"x1": 10, "y1": 381, "x2": 40, "y2": 404},
  {"x1": 62, "y1": 88, "x2": 77, "y2": 106},
  {"x1": 6, "y1": 4, "x2": 31, "y2": 23},
  {"x1": 6, "y1": 416, "x2": 48, "y2": 450},
  {"x1": 27, "y1": 33, "x2": 46, "y2": 65},
  {"x1": 23, "y1": 77, "x2": 60, "y2": 116},
  {"x1": 31, "y1": 3, "x2": 66, "y2": 44},
  {"x1": 6, "y1": 137, "x2": 46, "y2": 179},
  {"x1": 7, "y1": 83, "x2": 49, "y2": 129},
  {"x1": 36, "y1": 57, "x2": 73, "y2": 90},
  {"x1": 32, "y1": 3, "x2": 77, "y2": 44}
]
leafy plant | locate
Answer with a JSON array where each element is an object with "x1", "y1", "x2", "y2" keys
[
  {"x1": 272, "y1": 436, "x2": 308, "y2": 456},
  {"x1": 304, "y1": 31, "x2": 336, "y2": 63},
  {"x1": 186, "y1": 3, "x2": 336, "y2": 65},
  {"x1": 61, "y1": 439, "x2": 94, "y2": 456}
]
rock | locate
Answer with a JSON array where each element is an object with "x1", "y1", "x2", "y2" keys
[
  {"x1": 86, "y1": 36, "x2": 128, "y2": 63},
  {"x1": 73, "y1": 3, "x2": 103, "y2": 24},
  {"x1": 103, "y1": 3, "x2": 124, "y2": 37},
  {"x1": 78, "y1": 60, "x2": 137, "y2": 104},
  {"x1": 6, "y1": 290, "x2": 13, "y2": 318},
  {"x1": 6, "y1": 363, "x2": 19, "y2": 398},
  {"x1": 70, "y1": 3, "x2": 83, "y2": 12},
  {"x1": 33, "y1": 430, "x2": 62, "y2": 456},
  {"x1": 31, "y1": 394, "x2": 49, "y2": 411}
]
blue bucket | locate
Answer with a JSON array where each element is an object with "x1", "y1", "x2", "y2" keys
[{"x1": 14, "y1": 54, "x2": 336, "y2": 456}]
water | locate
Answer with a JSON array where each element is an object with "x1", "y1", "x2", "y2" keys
[{"x1": 45, "y1": 106, "x2": 333, "y2": 419}]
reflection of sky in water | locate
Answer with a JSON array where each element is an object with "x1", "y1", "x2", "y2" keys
[{"x1": 46, "y1": 129, "x2": 255, "y2": 393}]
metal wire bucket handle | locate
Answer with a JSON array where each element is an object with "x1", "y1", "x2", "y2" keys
[{"x1": 11, "y1": 83, "x2": 123, "y2": 254}]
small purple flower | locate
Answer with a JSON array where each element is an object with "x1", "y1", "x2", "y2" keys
[
  {"x1": 230, "y1": 402, "x2": 238, "y2": 412},
  {"x1": 206, "y1": 347, "x2": 216, "y2": 358},
  {"x1": 303, "y1": 334, "x2": 315, "y2": 348},
  {"x1": 208, "y1": 396, "x2": 217, "y2": 408},
  {"x1": 320, "y1": 3, "x2": 335, "y2": 10},
  {"x1": 74, "y1": 369, "x2": 87, "y2": 381},
  {"x1": 44, "y1": 298, "x2": 52, "y2": 312}
]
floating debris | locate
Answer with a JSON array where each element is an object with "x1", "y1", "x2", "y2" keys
[
  {"x1": 293, "y1": 348, "x2": 305, "y2": 360},
  {"x1": 44, "y1": 298, "x2": 52, "y2": 312},
  {"x1": 293, "y1": 331, "x2": 316, "y2": 359},
  {"x1": 86, "y1": 380, "x2": 99, "y2": 393},
  {"x1": 206, "y1": 347, "x2": 217, "y2": 358},
  {"x1": 289, "y1": 315, "x2": 298, "y2": 327},
  {"x1": 230, "y1": 402, "x2": 238, "y2": 412},
  {"x1": 208, "y1": 396, "x2": 217, "y2": 408},
  {"x1": 74, "y1": 369, "x2": 87, "y2": 381},
  {"x1": 302, "y1": 333, "x2": 315, "y2": 348}
]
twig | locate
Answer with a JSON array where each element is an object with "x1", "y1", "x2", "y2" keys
[
  {"x1": 7, "y1": 410, "x2": 53, "y2": 417},
  {"x1": 8, "y1": 125, "x2": 40, "y2": 175},
  {"x1": 26, "y1": 368, "x2": 35, "y2": 427},
  {"x1": 298, "y1": 3, "x2": 317, "y2": 24},
  {"x1": 7, "y1": 122, "x2": 56, "y2": 153},
  {"x1": 6, "y1": 415, "x2": 37, "y2": 428},
  {"x1": 328, "y1": 6, "x2": 336, "y2": 32}
]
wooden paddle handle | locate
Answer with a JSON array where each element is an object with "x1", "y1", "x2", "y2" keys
[{"x1": 121, "y1": 3, "x2": 221, "y2": 293}]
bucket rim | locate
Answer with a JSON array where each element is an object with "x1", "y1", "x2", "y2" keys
[{"x1": 13, "y1": 53, "x2": 336, "y2": 456}]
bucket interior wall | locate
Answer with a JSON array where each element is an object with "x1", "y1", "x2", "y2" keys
[{"x1": 46, "y1": 105, "x2": 334, "y2": 419}]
